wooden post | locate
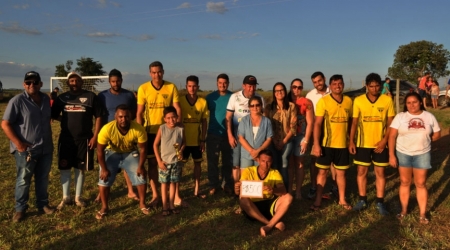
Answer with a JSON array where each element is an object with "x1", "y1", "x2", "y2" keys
[{"x1": 396, "y1": 79, "x2": 400, "y2": 114}]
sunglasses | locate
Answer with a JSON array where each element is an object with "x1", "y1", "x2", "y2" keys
[
  {"x1": 249, "y1": 104, "x2": 261, "y2": 108},
  {"x1": 292, "y1": 85, "x2": 303, "y2": 90},
  {"x1": 24, "y1": 80, "x2": 40, "y2": 86}
]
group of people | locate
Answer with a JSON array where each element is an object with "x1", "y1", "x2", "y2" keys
[
  {"x1": 2, "y1": 63, "x2": 441, "y2": 236},
  {"x1": 417, "y1": 72, "x2": 441, "y2": 109}
]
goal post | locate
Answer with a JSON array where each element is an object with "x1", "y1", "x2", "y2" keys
[{"x1": 50, "y1": 76, "x2": 109, "y2": 93}]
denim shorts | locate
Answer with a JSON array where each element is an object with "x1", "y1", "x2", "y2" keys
[
  {"x1": 98, "y1": 150, "x2": 146, "y2": 187},
  {"x1": 396, "y1": 150, "x2": 431, "y2": 169},
  {"x1": 158, "y1": 162, "x2": 181, "y2": 183},
  {"x1": 232, "y1": 138, "x2": 241, "y2": 167}
]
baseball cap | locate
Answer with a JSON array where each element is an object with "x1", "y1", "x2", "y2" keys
[
  {"x1": 243, "y1": 75, "x2": 258, "y2": 85},
  {"x1": 24, "y1": 71, "x2": 41, "y2": 82},
  {"x1": 67, "y1": 71, "x2": 82, "y2": 80}
]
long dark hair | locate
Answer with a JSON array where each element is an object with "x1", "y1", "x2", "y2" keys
[
  {"x1": 271, "y1": 82, "x2": 289, "y2": 111},
  {"x1": 288, "y1": 78, "x2": 303, "y2": 102},
  {"x1": 403, "y1": 92, "x2": 426, "y2": 112}
]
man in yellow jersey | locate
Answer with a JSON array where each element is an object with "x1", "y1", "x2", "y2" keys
[
  {"x1": 234, "y1": 150, "x2": 292, "y2": 237},
  {"x1": 180, "y1": 75, "x2": 209, "y2": 198},
  {"x1": 349, "y1": 73, "x2": 395, "y2": 215},
  {"x1": 136, "y1": 61, "x2": 182, "y2": 208},
  {"x1": 96, "y1": 104, "x2": 149, "y2": 219},
  {"x1": 311, "y1": 74, "x2": 353, "y2": 211}
]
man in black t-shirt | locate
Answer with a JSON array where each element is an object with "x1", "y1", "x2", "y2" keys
[{"x1": 51, "y1": 72, "x2": 105, "y2": 210}]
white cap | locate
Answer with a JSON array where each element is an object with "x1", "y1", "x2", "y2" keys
[{"x1": 67, "y1": 71, "x2": 82, "y2": 80}]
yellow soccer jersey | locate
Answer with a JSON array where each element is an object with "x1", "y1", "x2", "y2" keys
[
  {"x1": 97, "y1": 120, "x2": 148, "y2": 153},
  {"x1": 137, "y1": 81, "x2": 179, "y2": 134},
  {"x1": 180, "y1": 95, "x2": 209, "y2": 146},
  {"x1": 316, "y1": 95, "x2": 352, "y2": 148},
  {"x1": 353, "y1": 94, "x2": 395, "y2": 148},
  {"x1": 240, "y1": 166, "x2": 284, "y2": 202}
]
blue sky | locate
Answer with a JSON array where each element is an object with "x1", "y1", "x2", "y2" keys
[{"x1": 1, "y1": 0, "x2": 450, "y2": 91}]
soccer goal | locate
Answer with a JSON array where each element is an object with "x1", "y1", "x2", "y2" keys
[{"x1": 50, "y1": 75, "x2": 109, "y2": 93}]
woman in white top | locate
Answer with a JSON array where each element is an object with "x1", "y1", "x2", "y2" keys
[{"x1": 388, "y1": 92, "x2": 441, "y2": 224}]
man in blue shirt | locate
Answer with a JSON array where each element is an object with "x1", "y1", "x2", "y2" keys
[
  {"x1": 1, "y1": 71, "x2": 55, "y2": 222},
  {"x1": 205, "y1": 73, "x2": 233, "y2": 195}
]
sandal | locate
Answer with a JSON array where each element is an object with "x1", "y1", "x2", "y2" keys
[
  {"x1": 419, "y1": 217, "x2": 430, "y2": 225},
  {"x1": 95, "y1": 211, "x2": 108, "y2": 220},
  {"x1": 310, "y1": 204, "x2": 321, "y2": 211},
  {"x1": 162, "y1": 210, "x2": 171, "y2": 216},
  {"x1": 396, "y1": 213, "x2": 406, "y2": 220},
  {"x1": 128, "y1": 195, "x2": 140, "y2": 201},
  {"x1": 338, "y1": 203, "x2": 352, "y2": 211},
  {"x1": 174, "y1": 200, "x2": 189, "y2": 208},
  {"x1": 140, "y1": 207, "x2": 151, "y2": 215},
  {"x1": 170, "y1": 208, "x2": 180, "y2": 214}
]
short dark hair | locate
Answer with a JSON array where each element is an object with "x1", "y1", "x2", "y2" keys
[
  {"x1": 217, "y1": 73, "x2": 229, "y2": 82},
  {"x1": 149, "y1": 61, "x2": 164, "y2": 70},
  {"x1": 163, "y1": 106, "x2": 177, "y2": 117},
  {"x1": 186, "y1": 75, "x2": 199, "y2": 85},
  {"x1": 258, "y1": 149, "x2": 273, "y2": 158},
  {"x1": 385, "y1": 77, "x2": 391, "y2": 81},
  {"x1": 311, "y1": 71, "x2": 325, "y2": 80},
  {"x1": 54, "y1": 87, "x2": 59, "y2": 90},
  {"x1": 365, "y1": 73, "x2": 381, "y2": 85},
  {"x1": 329, "y1": 74, "x2": 344, "y2": 84},
  {"x1": 109, "y1": 69, "x2": 122, "y2": 79},
  {"x1": 403, "y1": 92, "x2": 426, "y2": 112},
  {"x1": 115, "y1": 104, "x2": 130, "y2": 112}
]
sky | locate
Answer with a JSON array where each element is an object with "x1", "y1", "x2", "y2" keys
[{"x1": 1, "y1": 0, "x2": 450, "y2": 91}]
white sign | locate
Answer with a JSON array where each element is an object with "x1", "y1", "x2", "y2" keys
[{"x1": 240, "y1": 180, "x2": 263, "y2": 198}]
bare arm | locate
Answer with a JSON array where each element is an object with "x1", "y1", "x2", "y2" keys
[
  {"x1": 136, "y1": 142, "x2": 147, "y2": 177},
  {"x1": 388, "y1": 128, "x2": 398, "y2": 168},
  {"x1": 153, "y1": 128, "x2": 166, "y2": 171},
  {"x1": 432, "y1": 131, "x2": 441, "y2": 141},
  {"x1": 264, "y1": 183, "x2": 287, "y2": 197},
  {"x1": 173, "y1": 102, "x2": 182, "y2": 124},
  {"x1": 1, "y1": 120, "x2": 31, "y2": 152},
  {"x1": 89, "y1": 117, "x2": 102, "y2": 150},
  {"x1": 136, "y1": 104, "x2": 145, "y2": 126},
  {"x1": 312, "y1": 116, "x2": 324, "y2": 157},
  {"x1": 301, "y1": 105, "x2": 314, "y2": 154},
  {"x1": 200, "y1": 118, "x2": 207, "y2": 152},
  {"x1": 348, "y1": 117, "x2": 358, "y2": 154},
  {"x1": 374, "y1": 116, "x2": 394, "y2": 153},
  {"x1": 226, "y1": 111, "x2": 237, "y2": 148}
]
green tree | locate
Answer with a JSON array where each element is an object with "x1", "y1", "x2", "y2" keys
[
  {"x1": 388, "y1": 40, "x2": 450, "y2": 84},
  {"x1": 54, "y1": 57, "x2": 106, "y2": 91}
]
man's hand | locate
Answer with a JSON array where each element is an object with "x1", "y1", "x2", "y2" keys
[
  {"x1": 16, "y1": 141, "x2": 32, "y2": 152},
  {"x1": 263, "y1": 185, "x2": 273, "y2": 196},
  {"x1": 312, "y1": 144, "x2": 322, "y2": 157},
  {"x1": 234, "y1": 181, "x2": 241, "y2": 196},
  {"x1": 250, "y1": 149, "x2": 259, "y2": 160},
  {"x1": 228, "y1": 136, "x2": 237, "y2": 149},
  {"x1": 200, "y1": 142, "x2": 206, "y2": 152},
  {"x1": 374, "y1": 140, "x2": 387, "y2": 153},
  {"x1": 100, "y1": 168, "x2": 110, "y2": 181},
  {"x1": 348, "y1": 142, "x2": 356, "y2": 155},
  {"x1": 88, "y1": 136, "x2": 97, "y2": 150},
  {"x1": 136, "y1": 166, "x2": 147, "y2": 178}
]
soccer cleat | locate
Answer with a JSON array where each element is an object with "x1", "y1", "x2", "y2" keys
[
  {"x1": 376, "y1": 202, "x2": 390, "y2": 216},
  {"x1": 352, "y1": 200, "x2": 367, "y2": 211}
]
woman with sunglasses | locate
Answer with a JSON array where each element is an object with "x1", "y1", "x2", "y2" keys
[
  {"x1": 287, "y1": 79, "x2": 314, "y2": 199},
  {"x1": 389, "y1": 92, "x2": 441, "y2": 224},
  {"x1": 264, "y1": 82, "x2": 297, "y2": 190},
  {"x1": 238, "y1": 96, "x2": 273, "y2": 168}
]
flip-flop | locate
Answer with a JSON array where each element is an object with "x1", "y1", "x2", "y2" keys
[
  {"x1": 338, "y1": 203, "x2": 352, "y2": 211},
  {"x1": 419, "y1": 217, "x2": 430, "y2": 225},
  {"x1": 128, "y1": 195, "x2": 140, "y2": 201},
  {"x1": 140, "y1": 207, "x2": 151, "y2": 215},
  {"x1": 162, "y1": 210, "x2": 171, "y2": 216},
  {"x1": 95, "y1": 211, "x2": 108, "y2": 220},
  {"x1": 195, "y1": 194, "x2": 206, "y2": 199}
]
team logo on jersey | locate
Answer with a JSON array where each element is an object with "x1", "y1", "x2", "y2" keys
[
  {"x1": 377, "y1": 107, "x2": 384, "y2": 113},
  {"x1": 79, "y1": 98, "x2": 87, "y2": 103},
  {"x1": 408, "y1": 118, "x2": 425, "y2": 129},
  {"x1": 195, "y1": 111, "x2": 200, "y2": 115},
  {"x1": 162, "y1": 94, "x2": 168, "y2": 99}
]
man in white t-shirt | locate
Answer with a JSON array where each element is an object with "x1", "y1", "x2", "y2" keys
[
  {"x1": 305, "y1": 71, "x2": 335, "y2": 200},
  {"x1": 226, "y1": 75, "x2": 265, "y2": 185}
]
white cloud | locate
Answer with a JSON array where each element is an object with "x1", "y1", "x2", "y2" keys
[
  {"x1": 131, "y1": 34, "x2": 155, "y2": 41},
  {"x1": 0, "y1": 22, "x2": 42, "y2": 35},
  {"x1": 13, "y1": 4, "x2": 29, "y2": 9},
  {"x1": 206, "y1": 2, "x2": 228, "y2": 14},
  {"x1": 177, "y1": 2, "x2": 191, "y2": 9},
  {"x1": 86, "y1": 32, "x2": 121, "y2": 38},
  {"x1": 203, "y1": 34, "x2": 223, "y2": 40}
]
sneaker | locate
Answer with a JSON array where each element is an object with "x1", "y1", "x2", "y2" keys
[
  {"x1": 75, "y1": 197, "x2": 87, "y2": 207},
  {"x1": 353, "y1": 200, "x2": 367, "y2": 211},
  {"x1": 376, "y1": 202, "x2": 390, "y2": 216},
  {"x1": 57, "y1": 197, "x2": 72, "y2": 210},
  {"x1": 12, "y1": 211, "x2": 25, "y2": 223},
  {"x1": 40, "y1": 205, "x2": 55, "y2": 215},
  {"x1": 307, "y1": 188, "x2": 317, "y2": 200}
]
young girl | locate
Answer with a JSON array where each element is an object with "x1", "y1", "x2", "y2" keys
[{"x1": 430, "y1": 81, "x2": 440, "y2": 109}]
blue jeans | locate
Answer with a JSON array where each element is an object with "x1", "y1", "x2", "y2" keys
[
  {"x1": 98, "y1": 150, "x2": 146, "y2": 187},
  {"x1": 272, "y1": 140, "x2": 294, "y2": 189},
  {"x1": 206, "y1": 134, "x2": 233, "y2": 189},
  {"x1": 14, "y1": 151, "x2": 52, "y2": 212}
]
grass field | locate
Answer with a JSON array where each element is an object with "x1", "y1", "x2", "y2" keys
[{"x1": 0, "y1": 93, "x2": 449, "y2": 250}]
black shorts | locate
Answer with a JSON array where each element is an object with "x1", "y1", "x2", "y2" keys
[
  {"x1": 418, "y1": 89, "x2": 427, "y2": 98},
  {"x1": 353, "y1": 147, "x2": 389, "y2": 167},
  {"x1": 58, "y1": 138, "x2": 94, "y2": 171},
  {"x1": 146, "y1": 133, "x2": 156, "y2": 158},
  {"x1": 243, "y1": 197, "x2": 278, "y2": 221},
  {"x1": 182, "y1": 146, "x2": 203, "y2": 162},
  {"x1": 315, "y1": 147, "x2": 350, "y2": 170}
]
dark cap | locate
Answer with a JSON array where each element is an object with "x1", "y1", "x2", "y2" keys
[
  {"x1": 24, "y1": 71, "x2": 41, "y2": 82},
  {"x1": 243, "y1": 75, "x2": 258, "y2": 85}
]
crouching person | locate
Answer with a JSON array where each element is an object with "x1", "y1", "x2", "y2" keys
[
  {"x1": 234, "y1": 149, "x2": 293, "y2": 237},
  {"x1": 96, "y1": 104, "x2": 150, "y2": 219}
]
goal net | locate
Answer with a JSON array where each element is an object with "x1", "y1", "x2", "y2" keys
[{"x1": 50, "y1": 76, "x2": 109, "y2": 93}]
